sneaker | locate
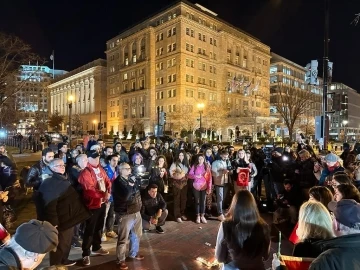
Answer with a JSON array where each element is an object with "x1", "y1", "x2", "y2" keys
[
  {"x1": 117, "y1": 261, "x2": 128, "y2": 270},
  {"x1": 92, "y1": 248, "x2": 109, "y2": 256},
  {"x1": 176, "y1": 217, "x2": 183, "y2": 223},
  {"x1": 63, "y1": 259, "x2": 76, "y2": 266},
  {"x1": 218, "y1": 214, "x2": 225, "y2": 221},
  {"x1": 82, "y1": 256, "x2": 90, "y2": 266},
  {"x1": 196, "y1": 215, "x2": 201, "y2": 224},
  {"x1": 106, "y1": 231, "x2": 118, "y2": 238},
  {"x1": 181, "y1": 215, "x2": 188, "y2": 221},
  {"x1": 200, "y1": 216, "x2": 207, "y2": 224},
  {"x1": 101, "y1": 233, "x2": 107, "y2": 242},
  {"x1": 156, "y1": 226, "x2": 164, "y2": 234},
  {"x1": 71, "y1": 241, "x2": 82, "y2": 249},
  {"x1": 129, "y1": 254, "x2": 144, "y2": 261}
]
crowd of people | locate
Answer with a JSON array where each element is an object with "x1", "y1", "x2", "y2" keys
[{"x1": 1, "y1": 136, "x2": 360, "y2": 270}]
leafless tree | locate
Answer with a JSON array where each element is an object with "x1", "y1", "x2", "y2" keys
[
  {"x1": 205, "y1": 104, "x2": 229, "y2": 138},
  {"x1": 0, "y1": 32, "x2": 44, "y2": 108},
  {"x1": 71, "y1": 114, "x2": 83, "y2": 136},
  {"x1": 351, "y1": 13, "x2": 360, "y2": 25},
  {"x1": 168, "y1": 102, "x2": 197, "y2": 132},
  {"x1": 48, "y1": 111, "x2": 64, "y2": 133},
  {"x1": 0, "y1": 97, "x2": 19, "y2": 129},
  {"x1": 272, "y1": 83, "x2": 315, "y2": 140}
]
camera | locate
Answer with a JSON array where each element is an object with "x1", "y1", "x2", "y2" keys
[{"x1": 129, "y1": 174, "x2": 137, "y2": 184}]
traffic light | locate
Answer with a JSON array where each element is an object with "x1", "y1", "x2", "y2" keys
[
  {"x1": 305, "y1": 60, "x2": 319, "y2": 85},
  {"x1": 159, "y1": 112, "x2": 167, "y2": 125}
]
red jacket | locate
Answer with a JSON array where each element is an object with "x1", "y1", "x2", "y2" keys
[{"x1": 78, "y1": 163, "x2": 111, "y2": 210}]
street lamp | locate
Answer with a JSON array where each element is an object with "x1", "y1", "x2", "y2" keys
[
  {"x1": 343, "y1": 120, "x2": 348, "y2": 142},
  {"x1": 197, "y1": 103, "x2": 205, "y2": 132},
  {"x1": 68, "y1": 95, "x2": 73, "y2": 143},
  {"x1": 93, "y1": 120, "x2": 97, "y2": 136}
]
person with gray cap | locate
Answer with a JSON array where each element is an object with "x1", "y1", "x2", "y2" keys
[
  {"x1": 318, "y1": 153, "x2": 344, "y2": 186},
  {"x1": 0, "y1": 219, "x2": 59, "y2": 269},
  {"x1": 308, "y1": 199, "x2": 360, "y2": 269}
]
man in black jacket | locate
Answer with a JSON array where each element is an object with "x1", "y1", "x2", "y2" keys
[
  {"x1": 26, "y1": 147, "x2": 54, "y2": 219},
  {"x1": 141, "y1": 183, "x2": 168, "y2": 234},
  {"x1": 26, "y1": 147, "x2": 54, "y2": 190},
  {"x1": 113, "y1": 162, "x2": 144, "y2": 270},
  {"x1": 38, "y1": 158, "x2": 90, "y2": 266}
]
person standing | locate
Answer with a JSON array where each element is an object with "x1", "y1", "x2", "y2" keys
[
  {"x1": 78, "y1": 150, "x2": 111, "y2": 266},
  {"x1": 113, "y1": 162, "x2": 144, "y2": 270},
  {"x1": 38, "y1": 158, "x2": 90, "y2": 266}
]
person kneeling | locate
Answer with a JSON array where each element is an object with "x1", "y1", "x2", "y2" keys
[{"x1": 141, "y1": 184, "x2": 168, "y2": 234}]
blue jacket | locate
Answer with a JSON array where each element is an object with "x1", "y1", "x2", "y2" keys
[{"x1": 104, "y1": 164, "x2": 119, "y2": 203}]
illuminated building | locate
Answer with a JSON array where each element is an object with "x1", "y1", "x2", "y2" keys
[
  {"x1": 106, "y1": 1, "x2": 271, "y2": 140},
  {"x1": 16, "y1": 65, "x2": 67, "y2": 135},
  {"x1": 47, "y1": 59, "x2": 107, "y2": 135}
]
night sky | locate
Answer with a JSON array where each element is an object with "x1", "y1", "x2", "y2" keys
[{"x1": 1, "y1": 0, "x2": 360, "y2": 90}]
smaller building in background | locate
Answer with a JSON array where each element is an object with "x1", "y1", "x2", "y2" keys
[
  {"x1": 269, "y1": 53, "x2": 323, "y2": 139},
  {"x1": 47, "y1": 59, "x2": 107, "y2": 136},
  {"x1": 16, "y1": 65, "x2": 67, "y2": 135},
  {"x1": 329, "y1": 82, "x2": 360, "y2": 141}
]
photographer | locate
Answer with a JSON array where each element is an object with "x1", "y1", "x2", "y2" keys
[
  {"x1": 112, "y1": 163, "x2": 144, "y2": 269},
  {"x1": 273, "y1": 180, "x2": 302, "y2": 226}
]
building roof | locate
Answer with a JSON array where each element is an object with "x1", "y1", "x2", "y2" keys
[
  {"x1": 50, "y1": 59, "x2": 106, "y2": 84},
  {"x1": 107, "y1": 0, "x2": 261, "y2": 45},
  {"x1": 270, "y1": 52, "x2": 307, "y2": 71}
]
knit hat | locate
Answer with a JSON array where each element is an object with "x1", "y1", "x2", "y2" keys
[
  {"x1": 14, "y1": 219, "x2": 58, "y2": 254},
  {"x1": 87, "y1": 150, "x2": 100, "y2": 159},
  {"x1": 57, "y1": 142, "x2": 67, "y2": 150},
  {"x1": 328, "y1": 200, "x2": 360, "y2": 229},
  {"x1": 325, "y1": 153, "x2": 339, "y2": 163}
]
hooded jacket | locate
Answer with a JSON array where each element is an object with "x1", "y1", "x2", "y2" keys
[{"x1": 309, "y1": 233, "x2": 360, "y2": 270}]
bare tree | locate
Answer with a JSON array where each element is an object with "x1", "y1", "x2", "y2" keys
[
  {"x1": 0, "y1": 32, "x2": 44, "y2": 108},
  {"x1": 205, "y1": 104, "x2": 229, "y2": 139},
  {"x1": 272, "y1": 83, "x2": 315, "y2": 140},
  {"x1": 0, "y1": 97, "x2": 19, "y2": 129},
  {"x1": 33, "y1": 112, "x2": 48, "y2": 133},
  {"x1": 48, "y1": 111, "x2": 64, "y2": 133},
  {"x1": 168, "y1": 102, "x2": 197, "y2": 132},
  {"x1": 351, "y1": 13, "x2": 360, "y2": 25},
  {"x1": 71, "y1": 114, "x2": 83, "y2": 136}
]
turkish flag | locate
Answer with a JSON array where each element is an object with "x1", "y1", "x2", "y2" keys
[
  {"x1": 236, "y1": 168, "x2": 250, "y2": 187},
  {"x1": 281, "y1": 255, "x2": 314, "y2": 270}
]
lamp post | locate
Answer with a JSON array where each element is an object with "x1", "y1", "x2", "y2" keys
[
  {"x1": 197, "y1": 103, "x2": 205, "y2": 133},
  {"x1": 68, "y1": 95, "x2": 73, "y2": 143},
  {"x1": 93, "y1": 120, "x2": 97, "y2": 136},
  {"x1": 343, "y1": 120, "x2": 348, "y2": 142}
]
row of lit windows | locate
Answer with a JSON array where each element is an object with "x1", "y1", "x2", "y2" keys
[{"x1": 156, "y1": 89, "x2": 176, "y2": 99}]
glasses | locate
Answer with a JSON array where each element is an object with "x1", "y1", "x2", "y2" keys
[
  {"x1": 122, "y1": 167, "x2": 131, "y2": 170},
  {"x1": 54, "y1": 164, "x2": 65, "y2": 168}
]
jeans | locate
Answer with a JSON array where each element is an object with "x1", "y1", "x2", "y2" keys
[
  {"x1": 72, "y1": 223, "x2": 81, "y2": 244},
  {"x1": 115, "y1": 212, "x2": 142, "y2": 262},
  {"x1": 142, "y1": 209, "x2": 168, "y2": 230},
  {"x1": 82, "y1": 203, "x2": 106, "y2": 257},
  {"x1": 193, "y1": 188, "x2": 206, "y2": 215},
  {"x1": 215, "y1": 185, "x2": 229, "y2": 215},
  {"x1": 103, "y1": 202, "x2": 115, "y2": 233}
]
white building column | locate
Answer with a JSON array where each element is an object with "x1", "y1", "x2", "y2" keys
[
  {"x1": 80, "y1": 80, "x2": 84, "y2": 114},
  {"x1": 51, "y1": 93, "x2": 54, "y2": 114},
  {"x1": 84, "y1": 78, "x2": 90, "y2": 114},
  {"x1": 75, "y1": 82, "x2": 80, "y2": 114},
  {"x1": 90, "y1": 77, "x2": 95, "y2": 113}
]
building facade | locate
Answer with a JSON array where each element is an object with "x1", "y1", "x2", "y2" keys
[
  {"x1": 105, "y1": 1, "x2": 271, "y2": 140},
  {"x1": 269, "y1": 53, "x2": 323, "y2": 138},
  {"x1": 47, "y1": 59, "x2": 107, "y2": 135},
  {"x1": 16, "y1": 65, "x2": 67, "y2": 135},
  {"x1": 329, "y1": 82, "x2": 360, "y2": 141}
]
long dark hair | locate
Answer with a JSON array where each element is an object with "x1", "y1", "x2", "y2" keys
[
  {"x1": 193, "y1": 154, "x2": 209, "y2": 171},
  {"x1": 309, "y1": 186, "x2": 334, "y2": 208},
  {"x1": 223, "y1": 190, "x2": 270, "y2": 260}
]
